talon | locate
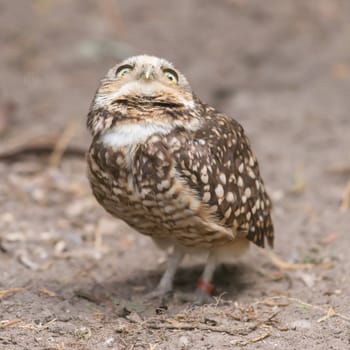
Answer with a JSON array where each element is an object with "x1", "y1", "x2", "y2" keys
[
  {"x1": 194, "y1": 288, "x2": 215, "y2": 305},
  {"x1": 145, "y1": 288, "x2": 172, "y2": 304}
]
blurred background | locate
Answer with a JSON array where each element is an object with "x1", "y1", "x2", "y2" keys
[
  {"x1": 1, "y1": 1, "x2": 350, "y2": 349},
  {"x1": 1, "y1": 1, "x2": 350, "y2": 142}
]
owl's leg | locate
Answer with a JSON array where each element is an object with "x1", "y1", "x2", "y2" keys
[
  {"x1": 195, "y1": 250, "x2": 217, "y2": 304},
  {"x1": 147, "y1": 246, "x2": 184, "y2": 300},
  {"x1": 157, "y1": 247, "x2": 185, "y2": 293}
]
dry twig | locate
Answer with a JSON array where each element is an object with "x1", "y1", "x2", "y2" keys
[
  {"x1": 291, "y1": 163, "x2": 306, "y2": 194},
  {"x1": 254, "y1": 296, "x2": 350, "y2": 323},
  {"x1": 38, "y1": 288, "x2": 57, "y2": 297},
  {"x1": 327, "y1": 164, "x2": 350, "y2": 176},
  {"x1": 0, "y1": 133, "x2": 85, "y2": 162},
  {"x1": 0, "y1": 288, "x2": 25, "y2": 299},
  {"x1": 232, "y1": 332, "x2": 271, "y2": 346},
  {"x1": 319, "y1": 232, "x2": 338, "y2": 245},
  {"x1": 145, "y1": 311, "x2": 279, "y2": 337},
  {"x1": 260, "y1": 249, "x2": 333, "y2": 270},
  {"x1": 340, "y1": 180, "x2": 350, "y2": 212},
  {"x1": 18, "y1": 318, "x2": 57, "y2": 331},
  {"x1": 0, "y1": 319, "x2": 22, "y2": 328},
  {"x1": 48, "y1": 121, "x2": 80, "y2": 167}
]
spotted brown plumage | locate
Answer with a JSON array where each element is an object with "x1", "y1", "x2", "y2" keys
[{"x1": 87, "y1": 55, "x2": 274, "y2": 302}]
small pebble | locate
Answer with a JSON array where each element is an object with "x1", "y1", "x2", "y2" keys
[
  {"x1": 104, "y1": 337, "x2": 115, "y2": 347},
  {"x1": 178, "y1": 335, "x2": 191, "y2": 349},
  {"x1": 290, "y1": 319, "x2": 312, "y2": 330}
]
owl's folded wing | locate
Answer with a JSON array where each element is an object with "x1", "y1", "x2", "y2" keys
[{"x1": 171, "y1": 107, "x2": 274, "y2": 248}]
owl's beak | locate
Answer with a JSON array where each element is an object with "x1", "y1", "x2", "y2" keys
[{"x1": 140, "y1": 65, "x2": 155, "y2": 81}]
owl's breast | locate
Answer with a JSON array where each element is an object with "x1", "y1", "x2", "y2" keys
[{"x1": 87, "y1": 135, "x2": 234, "y2": 247}]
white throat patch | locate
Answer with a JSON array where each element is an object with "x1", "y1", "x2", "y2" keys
[{"x1": 101, "y1": 122, "x2": 175, "y2": 148}]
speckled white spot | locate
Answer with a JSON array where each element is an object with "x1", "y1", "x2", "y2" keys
[
  {"x1": 200, "y1": 165, "x2": 209, "y2": 184},
  {"x1": 229, "y1": 174, "x2": 236, "y2": 183},
  {"x1": 201, "y1": 173, "x2": 209, "y2": 184},
  {"x1": 226, "y1": 192, "x2": 234, "y2": 202},
  {"x1": 224, "y1": 207, "x2": 232, "y2": 218},
  {"x1": 247, "y1": 167, "x2": 256, "y2": 179},
  {"x1": 219, "y1": 173, "x2": 227, "y2": 185},
  {"x1": 252, "y1": 205, "x2": 257, "y2": 214},
  {"x1": 116, "y1": 156, "x2": 123, "y2": 165},
  {"x1": 203, "y1": 192, "x2": 211, "y2": 202},
  {"x1": 215, "y1": 184, "x2": 224, "y2": 198},
  {"x1": 256, "y1": 199, "x2": 260, "y2": 209}
]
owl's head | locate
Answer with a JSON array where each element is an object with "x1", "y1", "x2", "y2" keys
[{"x1": 87, "y1": 55, "x2": 202, "y2": 138}]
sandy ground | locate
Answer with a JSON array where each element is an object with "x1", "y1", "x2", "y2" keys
[{"x1": 1, "y1": 1, "x2": 350, "y2": 349}]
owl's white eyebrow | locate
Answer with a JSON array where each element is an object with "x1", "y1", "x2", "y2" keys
[{"x1": 101, "y1": 122, "x2": 174, "y2": 148}]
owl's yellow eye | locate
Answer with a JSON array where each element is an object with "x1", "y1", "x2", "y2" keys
[
  {"x1": 163, "y1": 68, "x2": 178, "y2": 83},
  {"x1": 115, "y1": 64, "x2": 134, "y2": 78}
]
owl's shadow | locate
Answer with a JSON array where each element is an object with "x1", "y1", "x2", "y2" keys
[{"x1": 108, "y1": 263, "x2": 253, "y2": 301}]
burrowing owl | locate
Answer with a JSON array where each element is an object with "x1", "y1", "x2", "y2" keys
[{"x1": 87, "y1": 55, "x2": 274, "y2": 302}]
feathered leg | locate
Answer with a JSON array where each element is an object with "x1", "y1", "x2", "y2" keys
[{"x1": 147, "y1": 246, "x2": 184, "y2": 300}]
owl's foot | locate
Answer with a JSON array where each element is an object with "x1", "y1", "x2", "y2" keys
[
  {"x1": 145, "y1": 247, "x2": 184, "y2": 303},
  {"x1": 194, "y1": 278, "x2": 215, "y2": 304},
  {"x1": 146, "y1": 286, "x2": 172, "y2": 300},
  {"x1": 174, "y1": 289, "x2": 214, "y2": 305},
  {"x1": 172, "y1": 279, "x2": 215, "y2": 304},
  {"x1": 194, "y1": 288, "x2": 215, "y2": 305},
  {"x1": 190, "y1": 250, "x2": 217, "y2": 304},
  {"x1": 145, "y1": 286, "x2": 173, "y2": 303}
]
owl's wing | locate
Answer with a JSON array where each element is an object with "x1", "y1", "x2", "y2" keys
[{"x1": 170, "y1": 106, "x2": 274, "y2": 248}]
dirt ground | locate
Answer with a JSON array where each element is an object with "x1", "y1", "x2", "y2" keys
[{"x1": 1, "y1": 1, "x2": 350, "y2": 349}]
